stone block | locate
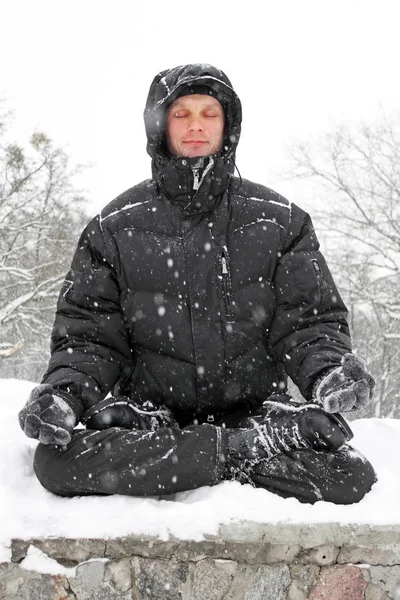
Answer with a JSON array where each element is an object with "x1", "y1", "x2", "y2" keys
[
  {"x1": 289, "y1": 564, "x2": 320, "y2": 600},
  {"x1": 287, "y1": 583, "x2": 307, "y2": 600},
  {"x1": 11, "y1": 539, "x2": 31, "y2": 563},
  {"x1": 308, "y1": 565, "x2": 367, "y2": 600},
  {"x1": 222, "y1": 563, "x2": 260, "y2": 600},
  {"x1": 172, "y1": 539, "x2": 227, "y2": 562},
  {"x1": 365, "y1": 582, "x2": 391, "y2": 600},
  {"x1": 214, "y1": 559, "x2": 238, "y2": 576},
  {"x1": 69, "y1": 559, "x2": 128, "y2": 600},
  {"x1": 265, "y1": 544, "x2": 302, "y2": 563},
  {"x1": 105, "y1": 536, "x2": 178, "y2": 559},
  {"x1": 133, "y1": 556, "x2": 189, "y2": 599},
  {"x1": 188, "y1": 559, "x2": 235, "y2": 600},
  {"x1": 11, "y1": 537, "x2": 106, "y2": 566},
  {"x1": 219, "y1": 541, "x2": 301, "y2": 565},
  {"x1": 218, "y1": 541, "x2": 266, "y2": 564},
  {"x1": 297, "y1": 543, "x2": 339, "y2": 566},
  {"x1": 0, "y1": 563, "x2": 71, "y2": 600},
  {"x1": 368, "y1": 565, "x2": 400, "y2": 599},
  {"x1": 338, "y1": 544, "x2": 400, "y2": 566},
  {"x1": 246, "y1": 564, "x2": 291, "y2": 600},
  {"x1": 104, "y1": 558, "x2": 132, "y2": 592},
  {"x1": 219, "y1": 521, "x2": 270, "y2": 543}
]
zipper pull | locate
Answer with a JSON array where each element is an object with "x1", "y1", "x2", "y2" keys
[
  {"x1": 221, "y1": 255, "x2": 228, "y2": 274},
  {"x1": 193, "y1": 168, "x2": 200, "y2": 191}
]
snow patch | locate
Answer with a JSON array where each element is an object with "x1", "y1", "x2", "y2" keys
[
  {"x1": 1, "y1": 378, "x2": 400, "y2": 562},
  {"x1": 19, "y1": 545, "x2": 109, "y2": 576}
]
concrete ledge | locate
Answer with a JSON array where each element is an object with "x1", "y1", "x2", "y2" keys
[{"x1": 2, "y1": 522, "x2": 400, "y2": 599}]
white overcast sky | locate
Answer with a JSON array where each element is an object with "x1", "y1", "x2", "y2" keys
[{"x1": 2, "y1": 0, "x2": 400, "y2": 216}]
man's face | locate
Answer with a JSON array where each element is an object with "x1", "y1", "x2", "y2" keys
[{"x1": 166, "y1": 94, "x2": 225, "y2": 158}]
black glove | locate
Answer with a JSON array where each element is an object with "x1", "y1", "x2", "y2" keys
[
  {"x1": 82, "y1": 396, "x2": 179, "y2": 431},
  {"x1": 18, "y1": 384, "x2": 79, "y2": 445},
  {"x1": 315, "y1": 353, "x2": 375, "y2": 413}
]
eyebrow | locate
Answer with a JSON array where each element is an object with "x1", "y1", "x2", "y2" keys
[{"x1": 170, "y1": 100, "x2": 222, "y2": 111}]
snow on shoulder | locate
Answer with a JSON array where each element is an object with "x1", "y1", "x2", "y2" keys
[{"x1": 1, "y1": 378, "x2": 400, "y2": 562}]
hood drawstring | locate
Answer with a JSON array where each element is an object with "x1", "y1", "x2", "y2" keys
[{"x1": 232, "y1": 157, "x2": 243, "y2": 187}]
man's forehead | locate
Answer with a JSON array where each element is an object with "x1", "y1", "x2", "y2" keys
[{"x1": 169, "y1": 94, "x2": 223, "y2": 110}]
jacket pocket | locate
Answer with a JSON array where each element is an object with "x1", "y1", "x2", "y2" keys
[
  {"x1": 310, "y1": 257, "x2": 330, "y2": 305},
  {"x1": 219, "y1": 247, "x2": 235, "y2": 323}
]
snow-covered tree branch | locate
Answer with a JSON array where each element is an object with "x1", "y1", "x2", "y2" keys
[
  {"x1": 0, "y1": 105, "x2": 88, "y2": 380},
  {"x1": 287, "y1": 113, "x2": 400, "y2": 418}
]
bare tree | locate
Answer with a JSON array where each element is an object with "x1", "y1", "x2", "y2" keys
[
  {"x1": 286, "y1": 114, "x2": 400, "y2": 418},
  {"x1": 0, "y1": 107, "x2": 88, "y2": 380}
]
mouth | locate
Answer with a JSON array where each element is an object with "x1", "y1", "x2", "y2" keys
[{"x1": 183, "y1": 140, "x2": 208, "y2": 145}]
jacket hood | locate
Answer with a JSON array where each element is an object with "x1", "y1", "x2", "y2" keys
[{"x1": 144, "y1": 64, "x2": 242, "y2": 163}]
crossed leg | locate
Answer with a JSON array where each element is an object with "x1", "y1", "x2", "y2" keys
[{"x1": 33, "y1": 422, "x2": 376, "y2": 504}]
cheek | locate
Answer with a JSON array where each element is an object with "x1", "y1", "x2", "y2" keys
[
  {"x1": 212, "y1": 121, "x2": 225, "y2": 143},
  {"x1": 166, "y1": 121, "x2": 183, "y2": 151},
  {"x1": 167, "y1": 119, "x2": 182, "y2": 138}
]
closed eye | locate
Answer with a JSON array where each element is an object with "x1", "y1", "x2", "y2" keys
[{"x1": 173, "y1": 110, "x2": 189, "y2": 118}]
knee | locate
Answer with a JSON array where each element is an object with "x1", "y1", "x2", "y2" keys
[
  {"x1": 34, "y1": 442, "x2": 70, "y2": 496},
  {"x1": 338, "y1": 446, "x2": 376, "y2": 504}
]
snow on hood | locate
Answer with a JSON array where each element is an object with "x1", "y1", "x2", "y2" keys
[{"x1": 143, "y1": 63, "x2": 242, "y2": 162}]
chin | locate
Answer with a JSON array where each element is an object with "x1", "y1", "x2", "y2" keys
[{"x1": 185, "y1": 149, "x2": 211, "y2": 158}]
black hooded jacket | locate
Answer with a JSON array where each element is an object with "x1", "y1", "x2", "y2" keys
[{"x1": 42, "y1": 64, "x2": 351, "y2": 423}]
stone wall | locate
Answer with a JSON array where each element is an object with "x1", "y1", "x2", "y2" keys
[{"x1": 1, "y1": 522, "x2": 400, "y2": 599}]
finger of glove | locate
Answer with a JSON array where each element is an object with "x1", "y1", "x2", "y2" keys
[
  {"x1": 40, "y1": 403, "x2": 70, "y2": 426},
  {"x1": 24, "y1": 394, "x2": 54, "y2": 417},
  {"x1": 343, "y1": 355, "x2": 376, "y2": 396},
  {"x1": 18, "y1": 407, "x2": 28, "y2": 431},
  {"x1": 352, "y1": 379, "x2": 371, "y2": 409},
  {"x1": 21, "y1": 399, "x2": 66, "y2": 434},
  {"x1": 342, "y1": 353, "x2": 368, "y2": 380},
  {"x1": 29, "y1": 384, "x2": 54, "y2": 401},
  {"x1": 19, "y1": 401, "x2": 42, "y2": 424},
  {"x1": 318, "y1": 368, "x2": 346, "y2": 397},
  {"x1": 323, "y1": 387, "x2": 357, "y2": 413},
  {"x1": 23, "y1": 414, "x2": 42, "y2": 438},
  {"x1": 38, "y1": 422, "x2": 71, "y2": 445}
]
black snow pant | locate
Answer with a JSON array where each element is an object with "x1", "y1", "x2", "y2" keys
[{"x1": 33, "y1": 413, "x2": 376, "y2": 505}]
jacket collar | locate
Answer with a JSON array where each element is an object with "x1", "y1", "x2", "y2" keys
[{"x1": 153, "y1": 153, "x2": 233, "y2": 216}]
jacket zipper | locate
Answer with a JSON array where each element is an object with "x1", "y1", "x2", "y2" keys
[
  {"x1": 220, "y1": 248, "x2": 235, "y2": 323},
  {"x1": 310, "y1": 258, "x2": 328, "y2": 305},
  {"x1": 193, "y1": 168, "x2": 200, "y2": 190}
]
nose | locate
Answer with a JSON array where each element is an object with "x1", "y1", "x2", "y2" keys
[{"x1": 188, "y1": 117, "x2": 204, "y2": 132}]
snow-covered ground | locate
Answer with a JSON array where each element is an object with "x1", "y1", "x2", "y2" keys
[{"x1": 1, "y1": 378, "x2": 400, "y2": 563}]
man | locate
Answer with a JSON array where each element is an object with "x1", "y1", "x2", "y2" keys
[{"x1": 19, "y1": 64, "x2": 376, "y2": 503}]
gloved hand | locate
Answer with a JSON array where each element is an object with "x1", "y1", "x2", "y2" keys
[
  {"x1": 315, "y1": 353, "x2": 375, "y2": 413},
  {"x1": 83, "y1": 396, "x2": 178, "y2": 431},
  {"x1": 18, "y1": 384, "x2": 78, "y2": 445}
]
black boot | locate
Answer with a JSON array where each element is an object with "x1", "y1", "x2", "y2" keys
[{"x1": 226, "y1": 400, "x2": 353, "y2": 476}]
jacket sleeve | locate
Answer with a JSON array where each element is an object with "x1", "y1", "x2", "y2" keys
[
  {"x1": 268, "y1": 206, "x2": 351, "y2": 400},
  {"x1": 41, "y1": 215, "x2": 133, "y2": 416}
]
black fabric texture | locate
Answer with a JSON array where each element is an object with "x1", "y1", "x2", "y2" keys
[
  {"x1": 83, "y1": 395, "x2": 179, "y2": 431},
  {"x1": 33, "y1": 420, "x2": 375, "y2": 504},
  {"x1": 225, "y1": 400, "x2": 352, "y2": 473},
  {"x1": 34, "y1": 423, "x2": 228, "y2": 497},
  {"x1": 42, "y1": 176, "x2": 351, "y2": 416},
  {"x1": 250, "y1": 446, "x2": 376, "y2": 504}
]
